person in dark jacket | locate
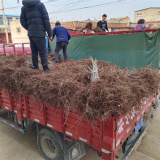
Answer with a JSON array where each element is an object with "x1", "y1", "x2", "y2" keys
[
  {"x1": 97, "y1": 14, "x2": 109, "y2": 32},
  {"x1": 20, "y1": 0, "x2": 52, "y2": 71},
  {"x1": 52, "y1": 22, "x2": 71, "y2": 63}
]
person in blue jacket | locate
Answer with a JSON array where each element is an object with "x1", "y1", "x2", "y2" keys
[
  {"x1": 52, "y1": 22, "x2": 71, "y2": 63},
  {"x1": 20, "y1": 0, "x2": 52, "y2": 71}
]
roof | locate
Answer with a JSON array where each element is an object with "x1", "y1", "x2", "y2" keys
[
  {"x1": 135, "y1": 7, "x2": 160, "y2": 12},
  {"x1": 0, "y1": 14, "x2": 20, "y2": 17}
]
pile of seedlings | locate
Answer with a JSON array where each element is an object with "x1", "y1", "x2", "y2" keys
[{"x1": 0, "y1": 55, "x2": 159, "y2": 120}]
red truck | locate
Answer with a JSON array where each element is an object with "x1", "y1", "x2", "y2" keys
[
  {"x1": 0, "y1": 30, "x2": 160, "y2": 160},
  {"x1": 0, "y1": 88, "x2": 159, "y2": 160}
]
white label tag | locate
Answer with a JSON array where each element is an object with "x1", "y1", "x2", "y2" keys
[
  {"x1": 79, "y1": 137, "x2": 87, "y2": 143},
  {"x1": 127, "y1": 128, "x2": 131, "y2": 133},
  {"x1": 65, "y1": 131, "x2": 73, "y2": 136},
  {"x1": 116, "y1": 140, "x2": 121, "y2": 147},
  {"x1": 5, "y1": 106, "x2": 9, "y2": 110},
  {"x1": 47, "y1": 124, "x2": 53, "y2": 128},
  {"x1": 34, "y1": 119, "x2": 39, "y2": 123},
  {"x1": 102, "y1": 148, "x2": 111, "y2": 154}
]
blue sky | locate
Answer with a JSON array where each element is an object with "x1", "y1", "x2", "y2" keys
[{"x1": 0, "y1": 0, "x2": 160, "y2": 22}]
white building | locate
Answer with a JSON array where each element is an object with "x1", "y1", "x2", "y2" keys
[{"x1": 0, "y1": 14, "x2": 20, "y2": 31}]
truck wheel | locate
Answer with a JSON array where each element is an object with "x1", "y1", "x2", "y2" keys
[{"x1": 37, "y1": 128, "x2": 64, "y2": 160}]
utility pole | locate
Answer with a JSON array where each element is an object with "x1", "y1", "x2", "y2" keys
[{"x1": 1, "y1": 0, "x2": 9, "y2": 44}]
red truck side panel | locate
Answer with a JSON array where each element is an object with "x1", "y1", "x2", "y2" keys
[{"x1": 0, "y1": 88, "x2": 157, "y2": 160}]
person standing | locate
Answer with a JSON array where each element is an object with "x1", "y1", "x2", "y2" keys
[
  {"x1": 97, "y1": 14, "x2": 109, "y2": 32},
  {"x1": 52, "y1": 22, "x2": 71, "y2": 63},
  {"x1": 20, "y1": 0, "x2": 52, "y2": 71}
]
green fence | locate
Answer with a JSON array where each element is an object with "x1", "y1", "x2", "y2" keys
[{"x1": 50, "y1": 31, "x2": 160, "y2": 69}]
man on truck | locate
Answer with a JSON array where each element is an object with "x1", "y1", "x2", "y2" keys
[
  {"x1": 52, "y1": 22, "x2": 71, "y2": 63},
  {"x1": 97, "y1": 14, "x2": 109, "y2": 32},
  {"x1": 20, "y1": 0, "x2": 52, "y2": 72}
]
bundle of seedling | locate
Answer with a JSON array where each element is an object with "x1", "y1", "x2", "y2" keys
[{"x1": 0, "y1": 55, "x2": 159, "y2": 120}]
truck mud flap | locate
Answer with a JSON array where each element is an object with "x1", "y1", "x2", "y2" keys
[
  {"x1": 121, "y1": 120, "x2": 150, "y2": 160},
  {"x1": 53, "y1": 130, "x2": 86, "y2": 160},
  {"x1": 64, "y1": 141, "x2": 86, "y2": 160}
]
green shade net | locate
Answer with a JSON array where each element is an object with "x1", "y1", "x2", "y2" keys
[{"x1": 49, "y1": 30, "x2": 160, "y2": 69}]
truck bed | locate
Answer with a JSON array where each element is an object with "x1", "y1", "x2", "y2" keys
[{"x1": 0, "y1": 88, "x2": 159, "y2": 160}]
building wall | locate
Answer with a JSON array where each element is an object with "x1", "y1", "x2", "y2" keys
[
  {"x1": 51, "y1": 21, "x2": 95, "y2": 28},
  {"x1": 0, "y1": 15, "x2": 19, "y2": 29},
  {"x1": 0, "y1": 28, "x2": 5, "y2": 32},
  {"x1": 51, "y1": 17, "x2": 131, "y2": 28},
  {"x1": 108, "y1": 16, "x2": 130, "y2": 24},
  {"x1": 0, "y1": 16, "x2": 14, "y2": 32},
  {"x1": 10, "y1": 20, "x2": 29, "y2": 43},
  {"x1": 134, "y1": 8, "x2": 160, "y2": 22}
]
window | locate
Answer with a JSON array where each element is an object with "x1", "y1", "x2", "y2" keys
[
  {"x1": 137, "y1": 12, "x2": 143, "y2": 16},
  {"x1": 0, "y1": 17, "x2": 3, "y2": 25},
  {"x1": 16, "y1": 28, "x2": 21, "y2": 33},
  {"x1": 7, "y1": 17, "x2": 12, "y2": 25}
]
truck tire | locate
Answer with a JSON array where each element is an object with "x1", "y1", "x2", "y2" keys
[{"x1": 37, "y1": 128, "x2": 64, "y2": 160}]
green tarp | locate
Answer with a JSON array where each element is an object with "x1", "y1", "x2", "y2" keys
[{"x1": 49, "y1": 30, "x2": 160, "y2": 69}]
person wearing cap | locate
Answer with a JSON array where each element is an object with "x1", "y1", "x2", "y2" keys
[
  {"x1": 97, "y1": 14, "x2": 109, "y2": 32},
  {"x1": 20, "y1": 0, "x2": 52, "y2": 71},
  {"x1": 52, "y1": 22, "x2": 71, "y2": 63}
]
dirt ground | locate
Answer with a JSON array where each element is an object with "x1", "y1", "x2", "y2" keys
[{"x1": 0, "y1": 108, "x2": 160, "y2": 160}]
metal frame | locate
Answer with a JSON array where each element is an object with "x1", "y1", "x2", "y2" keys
[
  {"x1": 70, "y1": 29, "x2": 160, "y2": 37},
  {"x1": 0, "y1": 116, "x2": 27, "y2": 134},
  {"x1": 0, "y1": 43, "x2": 31, "y2": 55}
]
